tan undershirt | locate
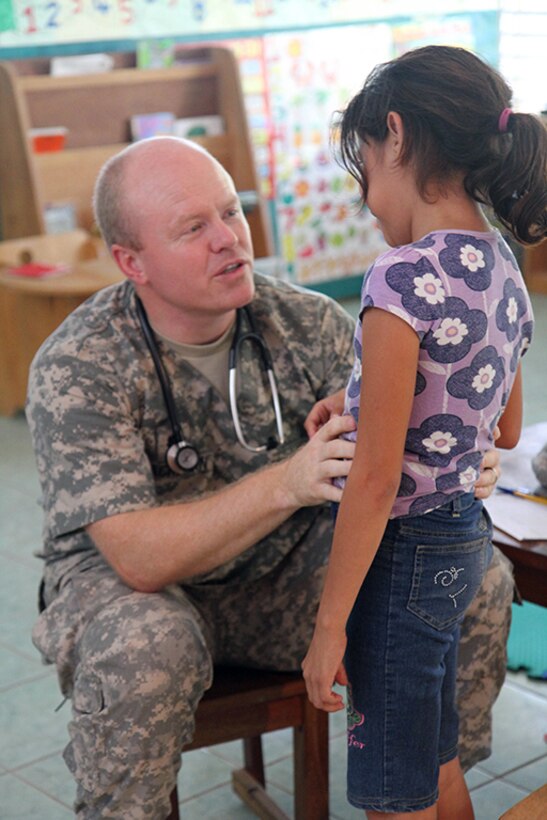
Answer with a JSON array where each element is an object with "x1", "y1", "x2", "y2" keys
[{"x1": 154, "y1": 321, "x2": 235, "y2": 404}]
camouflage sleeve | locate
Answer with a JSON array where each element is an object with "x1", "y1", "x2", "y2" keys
[
  {"x1": 316, "y1": 297, "x2": 355, "y2": 399},
  {"x1": 26, "y1": 346, "x2": 156, "y2": 540}
]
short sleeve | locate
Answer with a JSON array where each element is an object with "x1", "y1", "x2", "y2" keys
[{"x1": 360, "y1": 250, "x2": 442, "y2": 338}]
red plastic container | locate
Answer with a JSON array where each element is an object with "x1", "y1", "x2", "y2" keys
[{"x1": 29, "y1": 127, "x2": 68, "y2": 153}]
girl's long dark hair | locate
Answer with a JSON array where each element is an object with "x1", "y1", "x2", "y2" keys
[{"x1": 338, "y1": 45, "x2": 547, "y2": 245}]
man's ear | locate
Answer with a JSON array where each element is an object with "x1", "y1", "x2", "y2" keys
[
  {"x1": 386, "y1": 111, "x2": 404, "y2": 159},
  {"x1": 111, "y1": 244, "x2": 147, "y2": 284}
]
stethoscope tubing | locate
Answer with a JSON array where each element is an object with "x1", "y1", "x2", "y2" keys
[
  {"x1": 228, "y1": 307, "x2": 285, "y2": 452},
  {"x1": 136, "y1": 296, "x2": 184, "y2": 447},
  {"x1": 136, "y1": 297, "x2": 284, "y2": 465}
]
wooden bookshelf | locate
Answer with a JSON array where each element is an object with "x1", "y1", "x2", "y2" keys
[
  {"x1": 0, "y1": 46, "x2": 272, "y2": 257},
  {"x1": 0, "y1": 47, "x2": 273, "y2": 415}
]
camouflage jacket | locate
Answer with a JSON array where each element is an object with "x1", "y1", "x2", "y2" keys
[{"x1": 26, "y1": 273, "x2": 354, "y2": 589}]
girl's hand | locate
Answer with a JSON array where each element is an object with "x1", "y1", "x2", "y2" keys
[{"x1": 302, "y1": 627, "x2": 349, "y2": 712}]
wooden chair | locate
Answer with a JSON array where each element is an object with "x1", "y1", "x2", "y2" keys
[
  {"x1": 167, "y1": 666, "x2": 329, "y2": 820},
  {"x1": 499, "y1": 783, "x2": 547, "y2": 819}
]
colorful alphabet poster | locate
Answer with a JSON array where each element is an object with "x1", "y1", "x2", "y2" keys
[
  {"x1": 263, "y1": 25, "x2": 392, "y2": 285},
  {"x1": 0, "y1": 1, "x2": 498, "y2": 48}
]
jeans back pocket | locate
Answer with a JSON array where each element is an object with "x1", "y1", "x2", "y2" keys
[{"x1": 407, "y1": 537, "x2": 492, "y2": 630}]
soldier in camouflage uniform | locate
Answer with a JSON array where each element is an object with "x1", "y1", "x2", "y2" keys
[{"x1": 26, "y1": 138, "x2": 510, "y2": 819}]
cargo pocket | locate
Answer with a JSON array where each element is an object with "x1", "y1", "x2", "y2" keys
[{"x1": 65, "y1": 670, "x2": 108, "y2": 794}]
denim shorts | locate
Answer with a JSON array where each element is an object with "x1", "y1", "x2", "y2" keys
[{"x1": 341, "y1": 493, "x2": 493, "y2": 813}]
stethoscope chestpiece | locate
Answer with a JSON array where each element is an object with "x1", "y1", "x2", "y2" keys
[{"x1": 166, "y1": 439, "x2": 200, "y2": 473}]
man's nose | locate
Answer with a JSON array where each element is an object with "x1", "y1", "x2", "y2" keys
[{"x1": 210, "y1": 219, "x2": 238, "y2": 252}]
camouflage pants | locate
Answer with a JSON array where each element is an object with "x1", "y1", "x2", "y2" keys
[
  {"x1": 456, "y1": 545, "x2": 514, "y2": 770},
  {"x1": 32, "y1": 546, "x2": 513, "y2": 819}
]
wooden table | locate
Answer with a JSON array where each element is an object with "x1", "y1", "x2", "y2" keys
[
  {"x1": 0, "y1": 232, "x2": 122, "y2": 415},
  {"x1": 488, "y1": 422, "x2": 547, "y2": 608}
]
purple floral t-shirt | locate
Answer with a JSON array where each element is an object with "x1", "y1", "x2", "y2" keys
[{"x1": 340, "y1": 229, "x2": 534, "y2": 518}]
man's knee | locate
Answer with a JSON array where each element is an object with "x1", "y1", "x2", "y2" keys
[
  {"x1": 459, "y1": 546, "x2": 514, "y2": 673},
  {"x1": 457, "y1": 546, "x2": 514, "y2": 769},
  {"x1": 79, "y1": 588, "x2": 213, "y2": 704},
  {"x1": 67, "y1": 589, "x2": 213, "y2": 815}
]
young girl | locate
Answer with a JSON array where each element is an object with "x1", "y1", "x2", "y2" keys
[{"x1": 302, "y1": 46, "x2": 546, "y2": 818}]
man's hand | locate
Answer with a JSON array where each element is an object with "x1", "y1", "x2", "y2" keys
[
  {"x1": 474, "y1": 446, "x2": 501, "y2": 500},
  {"x1": 304, "y1": 392, "x2": 501, "y2": 502},
  {"x1": 304, "y1": 389, "x2": 346, "y2": 438},
  {"x1": 282, "y1": 414, "x2": 356, "y2": 508}
]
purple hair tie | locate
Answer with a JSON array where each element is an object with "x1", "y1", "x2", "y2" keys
[{"x1": 498, "y1": 108, "x2": 512, "y2": 133}]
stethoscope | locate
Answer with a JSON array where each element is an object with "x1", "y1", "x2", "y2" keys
[{"x1": 135, "y1": 296, "x2": 285, "y2": 474}]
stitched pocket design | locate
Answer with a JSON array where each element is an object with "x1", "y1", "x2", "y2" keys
[{"x1": 407, "y1": 537, "x2": 491, "y2": 630}]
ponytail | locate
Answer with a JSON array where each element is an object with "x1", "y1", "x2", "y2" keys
[
  {"x1": 337, "y1": 46, "x2": 547, "y2": 247},
  {"x1": 466, "y1": 111, "x2": 547, "y2": 245}
]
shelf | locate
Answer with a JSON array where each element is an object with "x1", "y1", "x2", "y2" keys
[
  {"x1": 0, "y1": 46, "x2": 273, "y2": 415},
  {"x1": 18, "y1": 60, "x2": 217, "y2": 91},
  {"x1": 0, "y1": 46, "x2": 272, "y2": 255}
]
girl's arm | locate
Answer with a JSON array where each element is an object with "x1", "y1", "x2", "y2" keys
[
  {"x1": 495, "y1": 364, "x2": 523, "y2": 449},
  {"x1": 302, "y1": 307, "x2": 419, "y2": 711}
]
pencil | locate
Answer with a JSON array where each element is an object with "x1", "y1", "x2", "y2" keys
[{"x1": 496, "y1": 486, "x2": 547, "y2": 505}]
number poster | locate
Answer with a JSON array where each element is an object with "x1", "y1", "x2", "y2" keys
[{"x1": 1, "y1": 1, "x2": 497, "y2": 47}]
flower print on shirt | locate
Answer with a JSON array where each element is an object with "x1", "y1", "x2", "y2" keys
[
  {"x1": 347, "y1": 337, "x2": 362, "y2": 400},
  {"x1": 436, "y1": 451, "x2": 482, "y2": 492},
  {"x1": 415, "y1": 371, "x2": 426, "y2": 396},
  {"x1": 424, "y1": 429, "x2": 458, "y2": 454},
  {"x1": 438, "y1": 234, "x2": 494, "y2": 291},
  {"x1": 414, "y1": 272, "x2": 446, "y2": 305},
  {"x1": 497, "y1": 235, "x2": 519, "y2": 269},
  {"x1": 413, "y1": 235, "x2": 437, "y2": 250},
  {"x1": 386, "y1": 257, "x2": 447, "y2": 320},
  {"x1": 422, "y1": 297, "x2": 487, "y2": 364},
  {"x1": 406, "y1": 414, "x2": 477, "y2": 468},
  {"x1": 409, "y1": 490, "x2": 457, "y2": 516},
  {"x1": 508, "y1": 320, "x2": 534, "y2": 373},
  {"x1": 397, "y1": 472, "x2": 417, "y2": 498},
  {"x1": 496, "y1": 278, "x2": 529, "y2": 342},
  {"x1": 345, "y1": 229, "x2": 533, "y2": 518},
  {"x1": 447, "y1": 346, "x2": 505, "y2": 411},
  {"x1": 460, "y1": 244, "x2": 486, "y2": 273}
]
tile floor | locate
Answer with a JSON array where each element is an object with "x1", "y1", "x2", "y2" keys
[{"x1": 1, "y1": 293, "x2": 546, "y2": 819}]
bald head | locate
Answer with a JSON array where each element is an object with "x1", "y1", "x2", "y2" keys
[{"x1": 93, "y1": 137, "x2": 232, "y2": 251}]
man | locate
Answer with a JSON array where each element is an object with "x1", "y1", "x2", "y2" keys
[{"x1": 27, "y1": 138, "x2": 510, "y2": 819}]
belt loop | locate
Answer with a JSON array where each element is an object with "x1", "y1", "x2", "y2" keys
[{"x1": 451, "y1": 493, "x2": 464, "y2": 516}]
